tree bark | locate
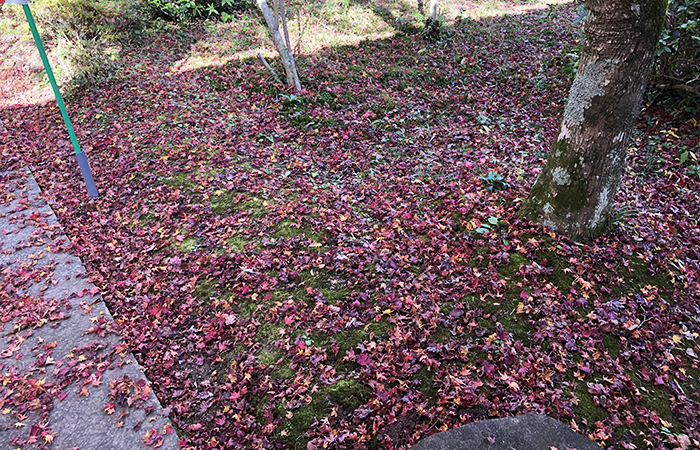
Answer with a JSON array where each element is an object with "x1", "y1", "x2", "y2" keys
[
  {"x1": 257, "y1": 0, "x2": 301, "y2": 91},
  {"x1": 519, "y1": 0, "x2": 669, "y2": 241}
]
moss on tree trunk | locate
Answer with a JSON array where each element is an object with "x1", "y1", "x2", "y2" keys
[{"x1": 519, "y1": 0, "x2": 669, "y2": 241}]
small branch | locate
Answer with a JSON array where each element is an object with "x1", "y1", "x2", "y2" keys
[
  {"x1": 257, "y1": 53, "x2": 282, "y2": 84},
  {"x1": 626, "y1": 311, "x2": 650, "y2": 332},
  {"x1": 656, "y1": 83, "x2": 700, "y2": 97},
  {"x1": 670, "y1": 84, "x2": 700, "y2": 96},
  {"x1": 673, "y1": 58, "x2": 700, "y2": 67},
  {"x1": 279, "y1": 0, "x2": 293, "y2": 57}
]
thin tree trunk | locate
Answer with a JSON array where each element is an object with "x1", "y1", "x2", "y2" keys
[
  {"x1": 257, "y1": 0, "x2": 301, "y2": 91},
  {"x1": 519, "y1": 0, "x2": 668, "y2": 241},
  {"x1": 278, "y1": 0, "x2": 301, "y2": 90},
  {"x1": 424, "y1": 0, "x2": 441, "y2": 40},
  {"x1": 429, "y1": 0, "x2": 438, "y2": 20}
]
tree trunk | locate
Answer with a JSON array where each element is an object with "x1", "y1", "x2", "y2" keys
[
  {"x1": 519, "y1": 0, "x2": 668, "y2": 241},
  {"x1": 429, "y1": 0, "x2": 438, "y2": 20},
  {"x1": 424, "y1": 0, "x2": 440, "y2": 40},
  {"x1": 257, "y1": 0, "x2": 301, "y2": 91}
]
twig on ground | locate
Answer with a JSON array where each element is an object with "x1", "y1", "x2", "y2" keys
[{"x1": 257, "y1": 53, "x2": 283, "y2": 84}]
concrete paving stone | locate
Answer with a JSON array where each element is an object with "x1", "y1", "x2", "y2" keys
[
  {"x1": 0, "y1": 169, "x2": 179, "y2": 449},
  {"x1": 409, "y1": 412, "x2": 601, "y2": 450}
]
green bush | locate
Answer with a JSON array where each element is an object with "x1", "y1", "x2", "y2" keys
[
  {"x1": 30, "y1": 0, "x2": 146, "y2": 87},
  {"x1": 34, "y1": 0, "x2": 115, "y2": 41},
  {"x1": 143, "y1": 0, "x2": 253, "y2": 23},
  {"x1": 655, "y1": 0, "x2": 699, "y2": 94}
]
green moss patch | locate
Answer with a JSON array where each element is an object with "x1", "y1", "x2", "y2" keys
[
  {"x1": 177, "y1": 235, "x2": 199, "y2": 252},
  {"x1": 225, "y1": 233, "x2": 249, "y2": 253},
  {"x1": 138, "y1": 210, "x2": 156, "y2": 226},
  {"x1": 571, "y1": 382, "x2": 607, "y2": 423},
  {"x1": 275, "y1": 378, "x2": 371, "y2": 448},
  {"x1": 611, "y1": 255, "x2": 673, "y2": 300},
  {"x1": 194, "y1": 279, "x2": 218, "y2": 302}
]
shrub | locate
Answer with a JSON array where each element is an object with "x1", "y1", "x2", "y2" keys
[
  {"x1": 143, "y1": 0, "x2": 253, "y2": 23},
  {"x1": 34, "y1": 0, "x2": 115, "y2": 41},
  {"x1": 30, "y1": 0, "x2": 146, "y2": 87},
  {"x1": 655, "y1": 0, "x2": 700, "y2": 96}
]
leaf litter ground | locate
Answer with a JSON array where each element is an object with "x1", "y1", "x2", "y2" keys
[{"x1": 1, "y1": 1, "x2": 700, "y2": 449}]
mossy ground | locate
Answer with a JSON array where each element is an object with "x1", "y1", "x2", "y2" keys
[
  {"x1": 145, "y1": 73, "x2": 686, "y2": 450},
  {"x1": 12, "y1": 0, "x2": 696, "y2": 448},
  {"x1": 275, "y1": 378, "x2": 372, "y2": 448},
  {"x1": 187, "y1": 239, "x2": 682, "y2": 449}
]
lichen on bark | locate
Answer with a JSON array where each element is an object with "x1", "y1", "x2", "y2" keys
[{"x1": 563, "y1": 58, "x2": 618, "y2": 127}]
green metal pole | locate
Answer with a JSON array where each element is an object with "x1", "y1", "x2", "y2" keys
[{"x1": 23, "y1": 4, "x2": 99, "y2": 198}]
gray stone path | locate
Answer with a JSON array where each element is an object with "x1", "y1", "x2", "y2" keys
[
  {"x1": 409, "y1": 413, "x2": 601, "y2": 450},
  {"x1": 0, "y1": 169, "x2": 178, "y2": 449}
]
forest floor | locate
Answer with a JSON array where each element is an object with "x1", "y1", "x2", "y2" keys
[{"x1": 1, "y1": 0, "x2": 700, "y2": 449}]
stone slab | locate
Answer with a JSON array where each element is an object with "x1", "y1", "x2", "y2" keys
[
  {"x1": 409, "y1": 413, "x2": 601, "y2": 450},
  {"x1": 0, "y1": 169, "x2": 178, "y2": 449}
]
